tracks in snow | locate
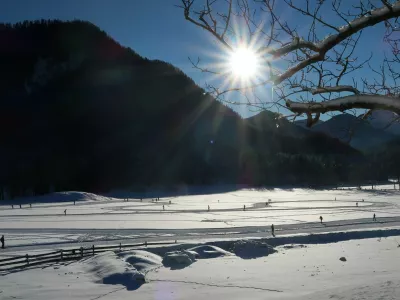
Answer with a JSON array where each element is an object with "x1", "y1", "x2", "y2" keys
[{"x1": 2, "y1": 216, "x2": 400, "y2": 254}]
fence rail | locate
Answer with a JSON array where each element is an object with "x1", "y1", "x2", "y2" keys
[{"x1": 0, "y1": 240, "x2": 177, "y2": 271}]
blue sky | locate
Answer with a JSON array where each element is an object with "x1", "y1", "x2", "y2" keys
[
  {"x1": 1, "y1": 0, "x2": 392, "y2": 118},
  {"x1": 2, "y1": 0, "x2": 235, "y2": 109},
  {"x1": 1, "y1": 1, "x2": 205, "y2": 74}
]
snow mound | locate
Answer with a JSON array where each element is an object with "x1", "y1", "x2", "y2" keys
[
  {"x1": 182, "y1": 249, "x2": 199, "y2": 260},
  {"x1": 283, "y1": 244, "x2": 307, "y2": 249},
  {"x1": 80, "y1": 251, "x2": 145, "y2": 290},
  {"x1": 7, "y1": 191, "x2": 111, "y2": 204},
  {"x1": 160, "y1": 245, "x2": 232, "y2": 269},
  {"x1": 59, "y1": 191, "x2": 110, "y2": 202},
  {"x1": 162, "y1": 251, "x2": 195, "y2": 269},
  {"x1": 119, "y1": 250, "x2": 162, "y2": 272},
  {"x1": 189, "y1": 245, "x2": 233, "y2": 258},
  {"x1": 232, "y1": 240, "x2": 277, "y2": 259}
]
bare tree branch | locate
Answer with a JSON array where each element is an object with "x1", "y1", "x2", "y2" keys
[
  {"x1": 180, "y1": 0, "x2": 232, "y2": 50},
  {"x1": 272, "y1": 1, "x2": 400, "y2": 84},
  {"x1": 180, "y1": 0, "x2": 400, "y2": 124},
  {"x1": 221, "y1": 0, "x2": 232, "y2": 38},
  {"x1": 290, "y1": 84, "x2": 360, "y2": 95},
  {"x1": 286, "y1": 95, "x2": 400, "y2": 115},
  {"x1": 264, "y1": 38, "x2": 320, "y2": 57}
]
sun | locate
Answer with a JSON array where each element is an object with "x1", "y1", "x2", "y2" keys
[{"x1": 229, "y1": 47, "x2": 259, "y2": 79}]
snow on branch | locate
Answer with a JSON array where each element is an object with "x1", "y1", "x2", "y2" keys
[
  {"x1": 181, "y1": 0, "x2": 400, "y2": 119},
  {"x1": 291, "y1": 84, "x2": 360, "y2": 95},
  {"x1": 286, "y1": 95, "x2": 400, "y2": 114},
  {"x1": 264, "y1": 38, "x2": 320, "y2": 57},
  {"x1": 271, "y1": 1, "x2": 400, "y2": 84}
]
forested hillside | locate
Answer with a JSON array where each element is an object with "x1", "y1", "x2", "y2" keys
[{"x1": 0, "y1": 20, "x2": 386, "y2": 199}]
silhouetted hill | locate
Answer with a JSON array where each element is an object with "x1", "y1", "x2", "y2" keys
[
  {"x1": 0, "y1": 20, "x2": 368, "y2": 198},
  {"x1": 312, "y1": 114, "x2": 396, "y2": 151},
  {"x1": 294, "y1": 119, "x2": 324, "y2": 129},
  {"x1": 295, "y1": 113, "x2": 396, "y2": 151},
  {"x1": 367, "y1": 110, "x2": 400, "y2": 136},
  {"x1": 247, "y1": 111, "x2": 308, "y2": 137},
  {"x1": 247, "y1": 111, "x2": 359, "y2": 155}
]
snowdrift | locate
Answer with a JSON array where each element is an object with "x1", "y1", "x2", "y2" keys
[
  {"x1": 231, "y1": 240, "x2": 277, "y2": 259},
  {"x1": 120, "y1": 250, "x2": 163, "y2": 273},
  {"x1": 79, "y1": 251, "x2": 147, "y2": 290},
  {"x1": 162, "y1": 245, "x2": 232, "y2": 269},
  {"x1": 4, "y1": 191, "x2": 111, "y2": 204},
  {"x1": 40, "y1": 229, "x2": 400, "y2": 291},
  {"x1": 189, "y1": 245, "x2": 232, "y2": 258},
  {"x1": 162, "y1": 251, "x2": 194, "y2": 269},
  {"x1": 77, "y1": 246, "x2": 234, "y2": 288}
]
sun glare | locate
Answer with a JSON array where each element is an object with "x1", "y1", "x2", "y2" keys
[{"x1": 229, "y1": 47, "x2": 259, "y2": 78}]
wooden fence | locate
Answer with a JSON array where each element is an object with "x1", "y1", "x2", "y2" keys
[{"x1": 0, "y1": 240, "x2": 177, "y2": 271}]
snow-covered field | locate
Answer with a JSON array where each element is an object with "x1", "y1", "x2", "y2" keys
[
  {"x1": 1, "y1": 186, "x2": 400, "y2": 249},
  {"x1": 1, "y1": 185, "x2": 400, "y2": 299},
  {"x1": 2, "y1": 237, "x2": 400, "y2": 299}
]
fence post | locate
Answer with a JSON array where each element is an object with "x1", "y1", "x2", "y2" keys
[
  {"x1": 26, "y1": 254, "x2": 29, "y2": 265},
  {"x1": 119, "y1": 243, "x2": 122, "y2": 250},
  {"x1": 92, "y1": 245, "x2": 95, "y2": 256},
  {"x1": 60, "y1": 250, "x2": 63, "y2": 261},
  {"x1": 80, "y1": 247, "x2": 83, "y2": 258}
]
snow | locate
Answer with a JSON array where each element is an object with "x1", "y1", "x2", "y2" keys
[
  {"x1": 1, "y1": 191, "x2": 112, "y2": 205},
  {"x1": 189, "y1": 245, "x2": 232, "y2": 258},
  {"x1": 320, "y1": 2, "x2": 400, "y2": 47},
  {"x1": 231, "y1": 239, "x2": 276, "y2": 259},
  {"x1": 142, "y1": 237, "x2": 400, "y2": 299},
  {"x1": 2, "y1": 185, "x2": 400, "y2": 251},
  {"x1": 120, "y1": 250, "x2": 162, "y2": 273},
  {"x1": 2, "y1": 185, "x2": 400, "y2": 299},
  {"x1": 162, "y1": 251, "x2": 194, "y2": 268},
  {"x1": 287, "y1": 94, "x2": 400, "y2": 114},
  {"x1": 161, "y1": 244, "x2": 233, "y2": 269},
  {"x1": 80, "y1": 251, "x2": 146, "y2": 290},
  {"x1": 2, "y1": 237, "x2": 400, "y2": 299}
]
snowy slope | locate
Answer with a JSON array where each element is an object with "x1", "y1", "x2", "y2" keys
[{"x1": 2, "y1": 191, "x2": 112, "y2": 205}]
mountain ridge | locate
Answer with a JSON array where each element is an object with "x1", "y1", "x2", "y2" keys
[
  {"x1": 294, "y1": 112, "x2": 398, "y2": 151},
  {"x1": 0, "y1": 19, "x2": 369, "y2": 198}
]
